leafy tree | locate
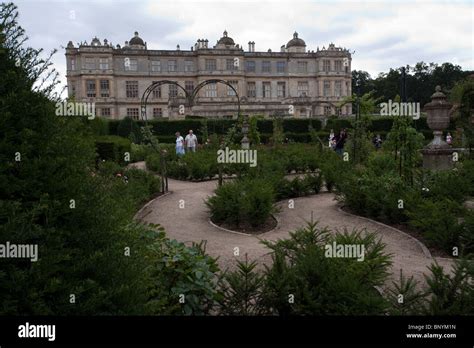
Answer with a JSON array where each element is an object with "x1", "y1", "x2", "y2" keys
[
  {"x1": 248, "y1": 115, "x2": 261, "y2": 145},
  {"x1": 383, "y1": 116, "x2": 424, "y2": 185},
  {"x1": 451, "y1": 78, "x2": 474, "y2": 157}
]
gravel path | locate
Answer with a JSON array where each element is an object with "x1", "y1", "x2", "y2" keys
[{"x1": 136, "y1": 174, "x2": 454, "y2": 287}]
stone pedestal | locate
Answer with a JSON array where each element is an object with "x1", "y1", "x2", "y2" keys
[{"x1": 422, "y1": 147, "x2": 454, "y2": 170}]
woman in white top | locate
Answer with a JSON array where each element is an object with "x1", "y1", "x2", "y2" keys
[
  {"x1": 175, "y1": 132, "x2": 185, "y2": 156},
  {"x1": 329, "y1": 129, "x2": 335, "y2": 148}
]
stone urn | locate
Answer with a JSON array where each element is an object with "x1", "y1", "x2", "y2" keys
[
  {"x1": 422, "y1": 86, "x2": 454, "y2": 170},
  {"x1": 424, "y1": 85, "x2": 453, "y2": 148}
]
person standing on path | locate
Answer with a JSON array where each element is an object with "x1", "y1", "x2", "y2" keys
[
  {"x1": 175, "y1": 131, "x2": 185, "y2": 156},
  {"x1": 185, "y1": 129, "x2": 198, "y2": 153},
  {"x1": 334, "y1": 128, "x2": 347, "y2": 156},
  {"x1": 329, "y1": 129, "x2": 335, "y2": 148}
]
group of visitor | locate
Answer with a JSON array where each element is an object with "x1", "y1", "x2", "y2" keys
[
  {"x1": 328, "y1": 128, "x2": 384, "y2": 155},
  {"x1": 328, "y1": 128, "x2": 348, "y2": 155},
  {"x1": 175, "y1": 130, "x2": 198, "y2": 156}
]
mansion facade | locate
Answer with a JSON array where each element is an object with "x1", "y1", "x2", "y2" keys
[{"x1": 65, "y1": 31, "x2": 352, "y2": 120}]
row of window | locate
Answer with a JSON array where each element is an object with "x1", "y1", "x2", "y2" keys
[
  {"x1": 84, "y1": 79, "x2": 349, "y2": 99},
  {"x1": 73, "y1": 57, "x2": 348, "y2": 73},
  {"x1": 99, "y1": 105, "x2": 349, "y2": 120}
]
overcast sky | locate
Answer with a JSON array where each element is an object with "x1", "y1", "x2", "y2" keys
[{"x1": 13, "y1": 0, "x2": 474, "y2": 96}]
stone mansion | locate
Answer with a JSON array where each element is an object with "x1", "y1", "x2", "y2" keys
[{"x1": 65, "y1": 31, "x2": 352, "y2": 120}]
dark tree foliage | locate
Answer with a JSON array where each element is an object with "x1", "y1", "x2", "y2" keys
[{"x1": 353, "y1": 62, "x2": 470, "y2": 106}]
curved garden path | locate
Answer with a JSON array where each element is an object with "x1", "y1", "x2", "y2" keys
[{"x1": 135, "y1": 172, "x2": 454, "y2": 288}]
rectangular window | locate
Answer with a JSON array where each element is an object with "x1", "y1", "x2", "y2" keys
[
  {"x1": 124, "y1": 58, "x2": 137, "y2": 71},
  {"x1": 335, "y1": 60, "x2": 342, "y2": 72},
  {"x1": 151, "y1": 60, "x2": 161, "y2": 72},
  {"x1": 70, "y1": 58, "x2": 76, "y2": 71},
  {"x1": 277, "y1": 82, "x2": 286, "y2": 98},
  {"x1": 86, "y1": 79, "x2": 96, "y2": 97},
  {"x1": 185, "y1": 60, "x2": 194, "y2": 72},
  {"x1": 227, "y1": 80, "x2": 238, "y2": 96},
  {"x1": 246, "y1": 61, "x2": 256, "y2": 72},
  {"x1": 297, "y1": 81, "x2": 309, "y2": 97},
  {"x1": 335, "y1": 81, "x2": 342, "y2": 97},
  {"x1": 185, "y1": 81, "x2": 194, "y2": 94},
  {"x1": 205, "y1": 83, "x2": 217, "y2": 97},
  {"x1": 324, "y1": 106, "x2": 332, "y2": 116},
  {"x1": 127, "y1": 108, "x2": 139, "y2": 120},
  {"x1": 323, "y1": 80, "x2": 331, "y2": 97},
  {"x1": 226, "y1": 59, "x2": 237, "y2": 71},
  {"x1": 126, "y1": 81, "x2": 138, "y2": 98},
  {"x1": 247, "y1": 82, "x2": 256, "y2": 98},
  {"x1": 346, "y1": 81, "x2": 350, "y2": 96},
  {"x1": 297, "y1": 61, "x2": 308, "y2": 73},
  {"x1": 169, "y1": 84, "x2": 178, "y2": 98},
  {"x1": 263, "y1": 82, "x2": 271, "y2": 98},
  {"x1": 168, "y1": 60, "x2": 177, "y2": 72},
  {"x1": 276, "y1": 61, "x2": 285, "y2": 73},
  {"x1": 100, "y1": 79, "x2": 109, "y2": 97},
  {"x1": 153, "y1": 108, "x2": 163, "y2": 118},
  {"x1": 99, "y1": 58, "x2": 109, "y2": 70},
  {"x1": 152, "y1": 82, "x2": 161, "y2": 98},
  {"x1": 205, "y1": 59, "x2": 216, "y2": 71},
  {"x1": 262, "y1": 61, "x2": 271, "y2": 73},
  {"x1": 323, "y1": 60, "x2": 331, "y2": 72},
  {"x1": 70, "y1": 85, "x2": 76, "y2": 98},
  {"x1": 84, "y1": 58, "x2": 95, "y2": 70},
  {"x1": 101, "y1": 108, "x2": 111, "y2": 117}
]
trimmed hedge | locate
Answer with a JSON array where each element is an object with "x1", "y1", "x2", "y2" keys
[{"x1": 95, "y1": 135, "x2": 131, "y2": 164}]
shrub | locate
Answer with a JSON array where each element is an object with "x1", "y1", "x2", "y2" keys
[
  {"x1": 122, "y1": 168, "x2": 161, "y2": 206},
  {"x1": 217, "y1": 256, "x2": 267, "y2": 315},
  {"x1": 459, "y1": 160, "x2": 474, "y2": 196},
  {"x1": 130, "y1": 143, "x2": 151, "y2": 162},
  {"x1": 117, "y1": 116, "x2": 143, "y2": 143},
  {"x1": 95, "y1": 135, "x2": 131, "y2": 164},
  {"x1": 407, "y1": 198, "x2": 463, "y2": 253},
  {"x1": 206, "y1": 178, "x2": 276, "y2": 228},
  {"x1": 146, "y1": 234, "x2": 221, "y2": 315},
  {"x1": 424, "y1": 259, "x2": 474, "y2": 315},
  {"x1": 420, "y1": 169, "x2": 469, "y2": 203},
  {"x1": 261, "y1": 221, "x2": 391, "y2": 315},
  {"x1": 303, "y1": 173, "x2": 323, "y2": 194}
]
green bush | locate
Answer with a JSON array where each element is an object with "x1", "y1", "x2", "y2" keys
[
  {"x1": 145, "y1": 230, "x2": 221, "y2": 315},
  {"x1": 95, "y1": 135, "x2": 131, "y2": 164},
  {"x1": 117, "y1": 116, "x2": 143, "y2": 143},
  {"x1": 123, "y1": 168, "x2": 161, "y2": 206},
  {"x1": 460, "y1": 160, "x2": 474, "y2": 196},
  {"x1": 130, "y1": 143, "x2": 152, "y2": 162},
  {"x1": 261, "y1": 221, "x2": 391, "y2": 315},
  {"x1": 407, "y1": 198, "x2": 463, "y2": 253},
  {"x1": 424, "y1": 259, "x2": 474, "y2": 315},
  {"x1": 421, "y1": 169, "x2": 470, "y2": 203},
  {"x1": 206, "y1": 178, "x2": 276, "y2": 228},
  {"x1": 217, "y1": 257, "x2": 267, "y2": 315}
]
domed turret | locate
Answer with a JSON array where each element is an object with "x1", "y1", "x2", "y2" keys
[
  {"x1": 217, "y1": 30, "x2": 235, "y2": 46},
  {"x1": 128, "y1": 31, "x2": 146, "y2": 49},
  {"x1": 286, "y1": 32, "x2": 306, "y2": 52}
]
